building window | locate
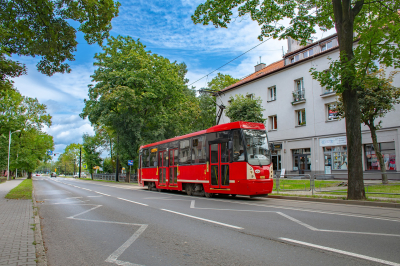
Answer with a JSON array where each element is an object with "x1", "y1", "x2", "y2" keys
[
  {"x1": 309, "y1": 49, "x2": 314, "y2": 56},
  {"x1": 324, "y1": 146, "x2": 347, "y2": 170},
  {"x1": 293, "y1": 148, "x2": 311, "y2": 173},
  {"x1": 268, "y1": 86, "x2": 276, "y2": 101},
  {"x1": 303, "y1": 51, "x2": 308, "y2": 58},
  {"x1": 321, "y1": 41, "x2": 333, "y2": 51},
  {"x1": 291, "y1": 57, "x2": 295, "y2": 63},
  {"x1": 268, "y1": 115, "x2": 277, "y2": 131},
  {"x1": 326, "y1": 103, "x2": 339, "y2": 121},
  {"x1": 322, "y1": 70, "x2": 336, "y2": 94},
  {"x1": 365, "y1": 142, "x2": 396, "y2": 171},
  {"x1": 295, "y1": 54, "x2": 299, "y2": 61},
  {"x1": 293, "y1": 78, "x2": 305, "y2": 102},
  {"x1": 296, "y1": 109, "x2": 306, "y2": 126}
]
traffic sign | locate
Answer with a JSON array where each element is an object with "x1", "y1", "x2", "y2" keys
[
  {"x1": 83, "y1": 164, "x2": 87, "y2": 169},
  {"x1": 47, "y1": 150, "x2": 53, "y2": 155},
  {"x1": 128, "y1": 160, "x2": 133, "y2": 166}
]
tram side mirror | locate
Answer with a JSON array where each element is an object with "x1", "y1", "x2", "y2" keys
[{"x1": 269, "y1": 143, "x2": 275, "y2": 152}]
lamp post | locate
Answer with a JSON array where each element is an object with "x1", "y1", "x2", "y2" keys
[{"x1": 7, "y1": 130, "x2": 21, "y2": 181}]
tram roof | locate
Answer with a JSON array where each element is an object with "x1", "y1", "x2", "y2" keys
[{"x1": 140, "y1": 121, "x2": 265, "y2": 149}]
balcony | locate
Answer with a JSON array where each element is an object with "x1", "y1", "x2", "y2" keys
[{"x1": 292, "y1": 90, "x2": 306, "y2": 105}]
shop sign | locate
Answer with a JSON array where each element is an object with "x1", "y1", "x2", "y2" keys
[
  {"x1": 273, "y1": 144, "x2": 282, "y2": 150},
  {"x1": 319, "y1": 136, "x2": 347, "y2": 147}
]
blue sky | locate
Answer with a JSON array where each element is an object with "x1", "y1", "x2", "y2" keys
[{"x1": 12, "y1": 0, "x2": 333, "y2": 158}]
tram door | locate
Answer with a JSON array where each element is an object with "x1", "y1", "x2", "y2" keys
[
  {"x1": 168, "y1": 148, "x2": 178, "y2": 187},
  {"x1": 158, "y1": 150, "x2": 167, "y2": 186},
  {"x1": 209, "y1": 143, "x2": 230, "y2": 188}
]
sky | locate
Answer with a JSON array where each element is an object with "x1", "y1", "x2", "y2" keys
[{"x1": 12, "y1": 0, "x2": 334, "y2": 159}]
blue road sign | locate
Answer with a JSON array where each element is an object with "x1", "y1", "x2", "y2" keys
[
  {"x1": 47, "y1": 150, "x2": 53, "y2": 155},
  {"x1": 128, "y1": 160, "x2": 133, "y2": 166}
]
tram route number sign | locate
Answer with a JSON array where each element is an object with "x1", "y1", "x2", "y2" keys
[{"x1": 128, "y1": 160, "x2": 133, "y2": 166}]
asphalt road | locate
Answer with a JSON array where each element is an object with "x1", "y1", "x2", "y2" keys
[{"x1": 33, "y1": 176, "x2": 400, "y2": 266}]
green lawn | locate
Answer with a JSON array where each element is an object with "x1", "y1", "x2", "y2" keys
[
  {"x1": 5, "y1": 179, "x2": 32, "y2": 199},
  {"x1": 321, "y1": 183, "x2": 400, "y2": 198},
  {"x1": 273, "y1": 179, "x2": 342, "y2": 191}
]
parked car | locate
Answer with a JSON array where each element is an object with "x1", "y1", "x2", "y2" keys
[{"x1": 50, "y1": 172, "x2": 56, "y2": 177}]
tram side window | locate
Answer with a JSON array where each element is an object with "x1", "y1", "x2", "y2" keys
[
  {"x1": 149, "y1": 148, "x2": 158, "y2": 167},
  {"x1": 191, "y1": 135, "x2": 206, "y2": 164},
  {"x1": 142, "y1": 149, "x2": 149, "y2": 167},
  {"x1": 179, "y1": 139, "x2": 191, "y2": 165},
  {"x1": 232, "y1": 130, "x2": 245, "y2": 162}
]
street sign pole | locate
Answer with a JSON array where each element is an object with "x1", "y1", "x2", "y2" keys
[
  {"x1": 129, "y1": 165, "x2": 131, "y2": 183},
  {"x1": 79, "y1": 147, "x2": 82, "y2": 178}
]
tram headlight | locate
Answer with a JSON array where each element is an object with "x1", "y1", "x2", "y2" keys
[{"x1": 269, "y1": 165, "x2": 273, "y2": 179}]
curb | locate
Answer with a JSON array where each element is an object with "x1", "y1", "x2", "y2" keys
[
  {"x1": 32, "y1": 183, "x2": 47, "y2": 266},
  {"x1": 268, "y1": 195, "x2": 400, "y2": 208}
]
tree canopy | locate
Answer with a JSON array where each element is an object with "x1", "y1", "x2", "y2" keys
[
  {"x1": 225, "y1": 94, "x2": 265, "y2": 123},
  {"x1": 0, "y1": 0, "x2": 120, "y2": 89},
  {"x1": 81, "y1": 36, "x2": 198, "y2": 170}
]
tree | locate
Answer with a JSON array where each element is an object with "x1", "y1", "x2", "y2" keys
[
  {"x1": 335, "y1": 69, "x2": 400, "y2": 184},
  {"x1": 12, "y1": 128, "x2": 54, "y2": 179},
  {"x1": 208, "y1": 73, "x2": 239, "y2": 92},
  {"x1": 0, "y1": 0, "x2": 120, "y2": 89},
  {"x1": 82, "y1": 133, "x2": 102, "y2": 179},
  {"x1": 81, "y1": 36, "x2": 198, "y2": 168},
  {"x1": 225, "y1": 94, "x2": 266, "y2": 123},
  {"x1": 57, "y1": 143, "x2": 83, "y2": 175},
  {"x1": 192, "y1": 0, "x2": 400, "y2": 200}
]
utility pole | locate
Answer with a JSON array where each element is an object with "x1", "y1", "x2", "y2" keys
[
  {"x1": 73, "y1": 158, "x2": 76, "y2": 176},
  {"x1": 116, "y1": 134, "x2": 119, "y2": 182},
  {"x1": 79, "y1": 147, "x2": 82, "y2": 178}
]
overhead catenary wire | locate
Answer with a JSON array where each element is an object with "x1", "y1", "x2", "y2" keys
[{"x1": 188, "y1": 36, "x2": 274, "y2": 88}]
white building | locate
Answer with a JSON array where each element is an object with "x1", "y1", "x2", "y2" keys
[{"x1": 217, "y1": 34, "x2": 400, "y2": 179}]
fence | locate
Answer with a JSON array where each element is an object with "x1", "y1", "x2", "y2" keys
[
  {"x1": 91, "y1": 173, "x2": 137, "y2": 182},
  {"x1": 273, "y1": 172, "x2": 400, "y2": 196}
]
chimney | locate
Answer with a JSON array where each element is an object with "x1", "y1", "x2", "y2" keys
[{"x1": 254, "y1": 62, "x2": 266, "y2": 72}]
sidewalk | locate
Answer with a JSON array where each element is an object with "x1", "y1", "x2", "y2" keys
[{"x1": 0, "y1": 179, "x2": 36, "y2": 266}]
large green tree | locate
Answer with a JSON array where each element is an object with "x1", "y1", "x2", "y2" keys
[
  {"x1": 0, "y1": 0, "x2": 120, "y2": 89},
  {"x1": 81, "y1": 36, "x2": 198, "y2": 168},
  {"x1": 225, "y1": 94, "x2": 266, "y2": 123},
  {"x1": 192, "y1": 0, "x2": 400, "y2": 200},
  {"x1": 82, "y1": 133, "x2": 102, "y2": 179}
]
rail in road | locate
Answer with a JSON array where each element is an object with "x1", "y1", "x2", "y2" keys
[{"x1": 34, "y1": 177, "x2": 400, "y2": 266}]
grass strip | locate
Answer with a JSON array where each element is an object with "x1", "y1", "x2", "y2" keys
[{"x1": 5, "y1": 179, "x2": 32, "y2": 199}]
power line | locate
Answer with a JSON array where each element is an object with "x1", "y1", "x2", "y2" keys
[{"x1": 188, "y1": 36, "x2": 274, "y2": 87}]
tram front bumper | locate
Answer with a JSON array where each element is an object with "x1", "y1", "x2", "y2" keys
[{"x1": 244, "y1": 179, "x2": 273, "y2": 196}]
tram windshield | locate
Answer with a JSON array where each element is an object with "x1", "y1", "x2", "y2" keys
[{"x1": 243, "y1": 129, "x2": 271, "y2": 166}]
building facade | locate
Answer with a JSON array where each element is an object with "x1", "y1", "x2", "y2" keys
[{"x1": 217, "y1": 34, "x2": 400, "y2": 179}]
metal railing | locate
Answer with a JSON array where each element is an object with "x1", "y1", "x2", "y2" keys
[
  {"x1": 274, "y1": 173, "x2": 313, "y2": 194},
  {"x1": 92, "y1": 173, "x2": 127, "y2": 182},
  {"x1": 292, "y1": 90, "x2": 305, "y2": 102},
  {"x1": 313, "y1": 172, "x2": 400, "y2": 196}
]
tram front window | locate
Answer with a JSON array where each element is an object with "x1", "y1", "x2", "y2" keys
[{"x1": 243, "y1": 129, "x2": 271, "y2": 166}]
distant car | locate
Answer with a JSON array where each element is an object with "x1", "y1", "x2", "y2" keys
[
  {"x1": 50, "y1": 172, "x2": 56, "y2": 177},
  {"x1": 36, "y1": 174, "x2": 41, "y2": 176}
]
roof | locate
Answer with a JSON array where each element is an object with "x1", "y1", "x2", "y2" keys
[
  {"x1": 285, "y1": 33, "x2": 338, "y2": 57},
  {"x1": 219, "y1": 60, "x2": 285, "y2": 94},
  {"x1": 140, "y1": 121, "x2": 265, "y2": 149}
]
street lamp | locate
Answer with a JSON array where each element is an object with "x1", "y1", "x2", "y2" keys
[{"x1": 8, "y1": 130, "x2": 21, "y2": 181}]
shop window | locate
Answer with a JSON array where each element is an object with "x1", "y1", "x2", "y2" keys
[
  {"x1": 296, "y1": 109, "x2": 306, "y2": 126},
  {"x1": 292, "y1": 148, "x2": 311, "y2": 172},
  {"x1": 365, "y1": 142, "x2": 396, "y2": 170},
  {"x1": 179, "y1": 139, "x2": 191, "y2": 165},
  {"x1": 142, "y1": 149, "x2": 149, "y2": 167},
  {"x1": 232, "y1": 130, "x2": 245, "y2": 162},
  {"x1": 324, "y1": 146, "x2": 347, "y2": 170},
  {"x1": 149, "y1": 148, "x2": 158, "y2": 167},
  {"x1": 268, "y1": 115, "x2": 277, "y2": 131},
  {"x1": 268, "y1": 86, "x2": 276, "y2": 101},
  {"x1": 326, "y1": 103, "x2": 339, "y2": 121},
  {"x1": 191, "y1": 135, "x2": 206, "y2": 164}
]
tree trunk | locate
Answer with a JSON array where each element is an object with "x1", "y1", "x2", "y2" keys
[
  {"x1": 369, "y1": 125, "x2": 388, "y2": 184},
  {"x1": 27, "y1": 172, "x2": 32, "y2": 179},
  {"x1": 332, "y1": 0, "x2": 365, "y2": 200}
]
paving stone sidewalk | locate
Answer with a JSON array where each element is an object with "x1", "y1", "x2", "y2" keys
[{"x1": 0, "y1": 179, "x2": 36, "y2": 266}]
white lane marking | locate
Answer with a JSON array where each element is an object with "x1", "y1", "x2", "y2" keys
[
  {"x1": 67, "y1": 205, "x2": 102, "y2": 219},
  {"x1": 279, "y1": 238, "x2": 400, "y2": 266},
  {"x1": 87, "y1": 195, "x2": 103, "y2": 198},
  {"x1": 95, "y1": 192, "x2": 111, "y2": 196},
  {"x1": 277, "y1": 212, "x2": 318, "y2": 231},
  {"x1": 117, "y1": 198, "x2": 148, "y2": 206},
  {"x1": 161, "y1": 209, "x2": 243, "y2": 230},
  {"x1": 105, "y1": 224, "x2": 148, "y2": 266}
]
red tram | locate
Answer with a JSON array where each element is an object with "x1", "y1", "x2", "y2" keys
[{"x1": 138, "y1": 121, "x2": 273, "y2": 198}]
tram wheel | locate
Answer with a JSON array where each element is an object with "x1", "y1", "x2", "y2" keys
[
  {"x1": 186, "y1": 184, "x2": 193, "y2": 196},
  {"x1": 231, "y1": 194, "x2": 237, "y2": 197},
  {"x1": 205, "y1": 192, "x2": 213, "y2": 198},
  {"x1": 157, "y1": 188, "x2": 163, "y2": 192}
]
